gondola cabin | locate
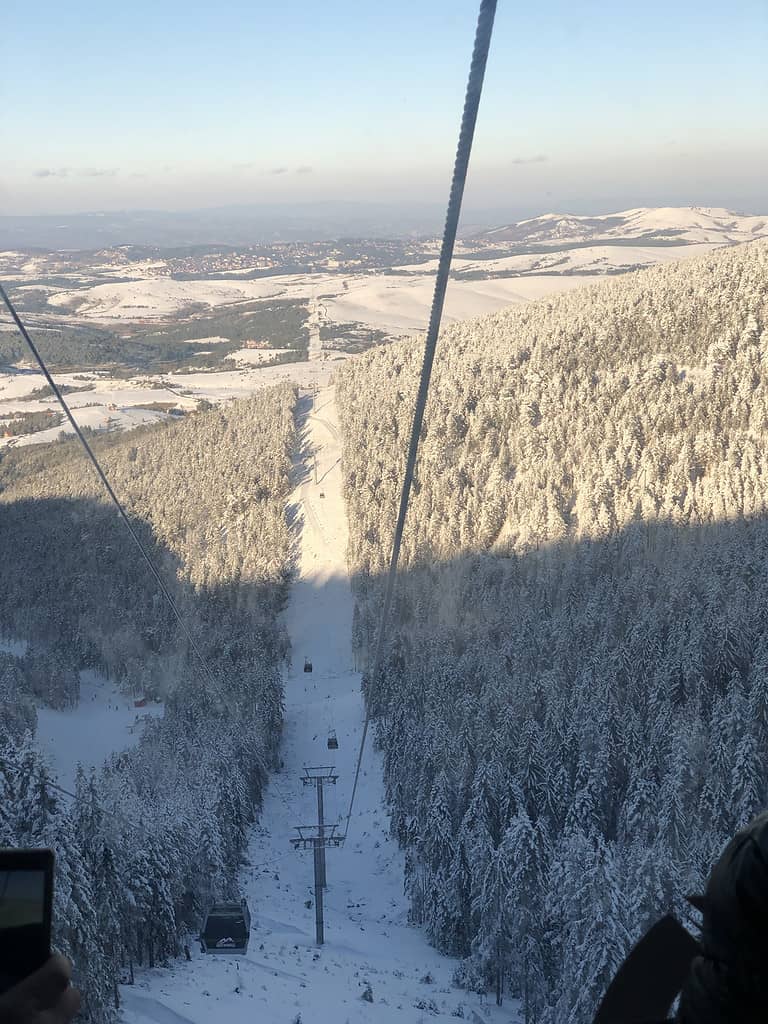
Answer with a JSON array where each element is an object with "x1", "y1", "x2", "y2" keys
[
  {"x1": 200, "y1": 900, "x2": 251, "y2": 954},
  {"x1": 304, "y1": 658, "x2": 313, "y2": 673},
  {"x1": 327, "y1": 730, "x2": 338, "y2": 750}
]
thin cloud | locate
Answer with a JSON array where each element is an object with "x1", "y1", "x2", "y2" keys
[
  {"x1": 232, "y1": 163, "x2": 311, "y2": 175},
  {"x1": 33, "y1": 167, "x2": 116, "y2": 179},
  {"x1": 511, "y1": 154, "x2": 548, "y2": 165}
]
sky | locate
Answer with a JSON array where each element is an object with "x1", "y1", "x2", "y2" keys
[{"x1": 1, "y1": 0, "x2": 767, "y2": 219}]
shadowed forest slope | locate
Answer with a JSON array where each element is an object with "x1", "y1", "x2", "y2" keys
[
  {"x1": 0, "y1": 388, "x2": 296, "y2": 1022},
  {"x1": 336, "y1": 241, "x2": 768, "y2": 1023}
]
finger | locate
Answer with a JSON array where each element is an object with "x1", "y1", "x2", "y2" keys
[
  {"x1": 39, "y1": 987, "x2": 81, "y2": 1024},
  {"x1": 15, "y1": 955, "x2": 72, "y2": 1007},
  {"x1": 46, "y1": 955, "x2": 73, "y2": 989},
  {"x1": 56, "y1": 984, "x2": 81, "y2": 1022}
]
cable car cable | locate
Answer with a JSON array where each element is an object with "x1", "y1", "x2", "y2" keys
[
  {"x1": 0, "y1": 282, "x2": 227, "y2": 702},
  {"x1": 343, "y1": 0, "x2": 497, "y2": 837}
]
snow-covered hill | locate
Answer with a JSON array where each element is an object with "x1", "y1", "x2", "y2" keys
[
  {"x1": 121, "y1": 389, "x2": 514, "y2": 1024},
  {"x1": 479, "y1": 206, "x2": 768, "y2": 245},
  {"x1": 335, "y1": 239, "x2": 768, "y2": 1023}
]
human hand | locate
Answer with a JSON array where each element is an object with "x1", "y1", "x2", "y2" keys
[{"x1": 0, "y1": 955, "x2": 81, "y2": 1024}]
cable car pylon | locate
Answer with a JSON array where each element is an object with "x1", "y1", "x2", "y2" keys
[{"x1": 290, "y1": 766, "x2": 342, "y2": 945}]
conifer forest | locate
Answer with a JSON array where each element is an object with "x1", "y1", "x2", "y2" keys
[
  {"x1": 0, "y1": 387, "x2": 295, "y2": 1021},
  {"x1": 337, "y1": 241, "x2": 768, "y2": 1021}
]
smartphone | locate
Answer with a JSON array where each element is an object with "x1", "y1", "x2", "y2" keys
[{"x1": 0, "y1": 849, "x2": 54, "y2": 996}]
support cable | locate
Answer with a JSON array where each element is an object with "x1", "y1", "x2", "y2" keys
[
  {"x1": 0, "y1": 283, "x2": 223, "y2": 697},
  {"x1": 344, "y1": 0, "x2": 497, "y2": 836}
]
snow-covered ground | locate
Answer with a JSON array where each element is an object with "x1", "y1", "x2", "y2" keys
[
  {"x1": 225, "y1": 348, "x2": 296, "y2": 365},
  {"x1": 5, "y1": 208, "x2": 760, "y2": 451},
  {"x1": 323, "y1": 272, "x2": 590, "y2": 335},
  {"x1": 0, "y1": 637, "x2": 28, "y2": 657},
  {"x1": 120, "y1": 387, "x2": 515, "y2": 1024},
  {"x1": 43, "y1": 269, "x2": 593, "y2": 338},
  {"x1": 31, "y1": 211, "x2": 762, "y2": 341},
  {"x1": 389, "y1": 241, "x2": 721, "y2": 278},
  {"x1": 0, "y1": 360, "x2": 343, "y2": 450},
  {"x1": 36, "y1": 670, "x2": 163, "y2": 791},
  {"x1": 1, "y1": 637, "x2": 163, "y2": 792}
]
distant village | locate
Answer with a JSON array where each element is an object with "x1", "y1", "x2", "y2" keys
[{"x1": 87, "y1": 238, "x2": 440, "y2": 279}]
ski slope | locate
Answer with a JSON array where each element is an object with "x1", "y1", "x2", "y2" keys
[{"x1": 121, "y1": 387, "x2": 515, "y2": 1024}]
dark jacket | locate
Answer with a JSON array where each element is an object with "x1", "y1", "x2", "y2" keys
[
  {"x1": 595, "y1": 810, "x2": 768, "y2": 1024},
  {"x1": 676, "y1": 810, "x2": 768, "y2": 1023}
]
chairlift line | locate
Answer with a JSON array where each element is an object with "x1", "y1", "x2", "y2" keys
[{"x1": 343, "y1": 0, "x2": 498, "y2": 837}]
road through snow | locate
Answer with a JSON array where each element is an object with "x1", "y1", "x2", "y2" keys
[{"x1": 121, "y1": 387, "x2": 514, "y2": 1024}]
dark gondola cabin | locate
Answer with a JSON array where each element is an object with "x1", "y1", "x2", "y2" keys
[
  {"x1": 304, "y1": 658, "x2": 313, "y2": 673},
  {"x1": 327, "y1": 730, "x2": 338, "y2": 750},
  {"x1": 200, "y1": 900, "x2": 251, "y2": 954}
]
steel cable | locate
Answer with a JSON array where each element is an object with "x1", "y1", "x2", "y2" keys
[{"x1": 344, "y1": 0, "x2": 498, "y2": 836}]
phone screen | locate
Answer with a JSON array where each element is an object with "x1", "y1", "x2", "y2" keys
[{"x1": 0, "y1": 864, "x2": 51, "y2": 995}]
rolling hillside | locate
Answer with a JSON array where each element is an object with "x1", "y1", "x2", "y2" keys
[{"x1": 478, "y1": 206, "x2": 768, "y2": 245}]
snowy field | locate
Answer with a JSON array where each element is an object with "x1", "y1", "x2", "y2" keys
[
  {"x1": 36, "y1": 671, "x2": 163, "y2": 790},
  {"x1": 225, "y1": 347, "x2": 296, "y2": 365},
  {"x1": 1, "y1": 638, "x2": 163, "y2": 792},
  {"x1": 5, "y1": 254, "x2": 567, "y2": 450},
  {"x1": 44, "y1": 269, "x2": 594, "y2": 337},
  {"x1": 120, "y1": 388, "x2": 516, "y2": 1024},
  {"x1": 0, "y1": 360, "x2": 342, "y2": 450},
  {"x1": 322, "y1": 272, "x2": 590, "y2": 334}
]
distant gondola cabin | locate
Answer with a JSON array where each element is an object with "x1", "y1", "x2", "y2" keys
[
  {"x1": 200, "y1": 901, "x2": 251, "y2": 954},
  {"x1": 304, "y1": 658, "x2": 313, "y2": 673},
  {"x1": 327, "y1": 730, "x2": 338, "y2": 750}
]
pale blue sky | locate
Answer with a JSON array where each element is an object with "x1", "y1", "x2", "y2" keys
[{"x1": 2, "y1": 0, "x2": 766, "y2": 216}]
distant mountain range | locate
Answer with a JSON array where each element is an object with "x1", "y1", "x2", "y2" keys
[
  {"x1": 477, "y1": 207, "x2": 768, "y2": 247},
  {"x1": 1, "y1": 203, "x2": 766, "y2": 252},
  {"x1": 0, "y1": 202, "x2": 510, "y2": 250}
]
